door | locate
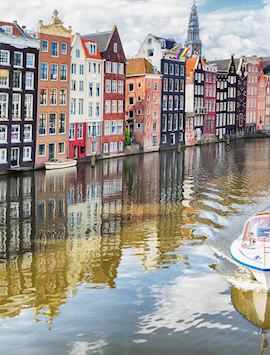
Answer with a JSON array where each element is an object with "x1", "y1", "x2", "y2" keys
[
  {"x1": 49, "y1": 143, "x2": 55, "y2": 160},
  {"x1": 10, "y1": 148, "x2": 20, "y2": 167},
  {"x1": 74, "y1": 146, "x2": 78, "y2": 159}
]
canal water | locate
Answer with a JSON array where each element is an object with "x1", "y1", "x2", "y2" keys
[{"x1": 1, "y1": 139, "x2": 270, "y2": 354}]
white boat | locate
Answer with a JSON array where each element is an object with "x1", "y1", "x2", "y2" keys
[
  {"x1": 45, "y1": 159, "x2": 77, "y2": 170},
  {"x1": 231, "y1": 212, "x2": 270, "y2": 291}
]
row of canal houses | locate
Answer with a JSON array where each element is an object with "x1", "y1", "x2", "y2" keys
[{"x1": 1, "y1": 8, "x2": 270, "y2": 173}]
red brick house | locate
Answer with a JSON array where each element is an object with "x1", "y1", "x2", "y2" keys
[{"x1": 83, "y1": 26, "x2": 126, "y2": 157}]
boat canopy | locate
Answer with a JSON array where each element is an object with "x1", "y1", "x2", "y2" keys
[{"x1": 242, "y1": 212, "x2": 270, "y2": 241}]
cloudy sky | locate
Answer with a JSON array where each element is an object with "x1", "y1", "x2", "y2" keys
[{"x1": 2, "y1": 0, "x2": 270, "y2": 59}]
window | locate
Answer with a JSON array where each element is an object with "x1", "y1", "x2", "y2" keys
[
  {"x1": 11, "y1": 125, "x2": 20, "y2": 142},
  {"x1": 59, "y1": 113, "x2": 66, "y2": 133},
  {"x1": 50, "y1": 64, "x2": 58, "y2": 80},
  {"x1": 12, "y1": 94, "x2": 21, "y2": 118},
  {"x1": 24, "y1": 94, "x2": 33, "y2": 118},
  {"x1": 51, "y1": 42, "x2": 59, "y2": 57},
  {"x1": 119, "y1": 63, "x2": 124, "y2": 74},
  {"x1": 128, "y1": 110, "x2": 134, "y2": 118},
  {"x1": 71, "y1": 80, "x2": 76, "y2": 91},
  {"x1": 96, "y1": 103, "x2": 100, "y2": 117},
  {"x1": 0, "y1": 94, "x2": 8, "y2": 118},
  {"x1": 22, "y1": 147, "x2": 32, "y2": 162},
  {"x1": 106, "y1": 61, "x2": 111, "y2": 73},
  {"x1": 79, "y1": 64, "x2": 84, "y2": 75},
  {"x1": 103, "y1": 143, "x2": 109, "y2": 154},
  {"x1": 105, "y1": 100, "x2": 111, "y2": 113},
  {"x1": 0, "y1": 149, "x2": 7, "y2": 164},
  {"x1": 14, "y1": 52, "x2": 23, "y2": 67},
  {"x1": 71, "y1": 63, "x2": 76, "y2": 74},
  {"x1": 114, "y1": 43, "x2": 118, "y2": 52},
  {"x1": 76, "y1": 49, "x2": 80, "y2": 58},
  {"x1": 106, "y1": 80, "x2": 111, "y2": 93},
  {"x1": 93, "y1": 63, "x2": 97, "y2": 73},
  {"x1": 77, "y1": 123, "x2": 83, "y2": 139},
  {"x1": 61, "y1": 43, "x2": 67, "y2": 54},
  {"x1": 38, "y1": 144, "x2": 46, "y2": 156},
  {"x1": 129, "y1": 83, "x2": 134, "y2": 92},
  {"x1": 112, "y1": 62, "x2": 118, "y2": 74},
  {"x1": 49, "y1": 114, "x2": 56, "y2": 134},
  {"x1": 25, "y1": 72, "x2": 34, "y2": 89},
  {"x1": 59, "y1": 89, "x2": 66, "y2": 105},
  {"x1": 112, "y1": 80, "x2": 117, "y2": 93},
  {"x1": 40, "y1": 88, "x2": 47, "y2": 105},
  {"x1": 42, "y1": 40, "x2": 48, "y2": 52},
  {"x1": 39, "y1": 114, "x2": 46, "y2": 135},
  {"x1": 86, "y1": 42, "x2": 96, "y2": 55},
  {"x1": 79, "y1": 81, "x2": 84, "y2": 91},
  {"x1": 0, "y1": 50, "x2": 10, "y2": 65},
  {"x1": 13, "y1": 71, "x2": 22, "y2": 89},
  {"x1": 154, "y1": 83, "x2": 158, "y2": 91},
  {"x1": 164, "y1": 63, "x2": 168, "y2": 75},
  {"x1": 50, "y1": 89, "x2": 57, "y2": 105},
  {"x1": 112, "y1": 100, "x2": 117, "y2": 113},
  {"x1": 105, "y1": 121, "x2": 110, "y2": 135},
  {"x1": 40, "y1": 63, "x2": 48, "y2": 80},
  {"x1": 58, "y1": 142, "x2": 65, "y2": 154},
  {"x1": 23, "y1": 125, "x2": 32, "y2": 142},
  {"x1": 96, "y1": 83, "x2": 100, "y2": 96},
  {"x1": 79, "y1": 99, "x2": 84, "y2": 114},
  {"x1": 71, "y1": 99, "x2": 76, "y2": 114},
  {"x1": 118, "y1": 100, "x2": 123, "y2": 113},
  {"x1": 60, "y1": 64, "x2": 67, "y2": 81},
  {"x1": 88, "y1": 102, "x2": 93, "y2": 117},
  {"x1": 117, "y1": 120, "x2": 123, "y2": 134},
  {"x1": 69, "y1": 123, "x2": 75, "y2": 139},
  {"x1": 118, "y1": 80, "x2": 124, "y2": 94},
  {"x1": 0, "y1": 126, "x2": 7, "y2": 143},
  {"x1": 148, "y1": 49, "x2": 154, "y2": 57},
  {"x1": 26, "y1": 53, "x2": 35, "y2": 68},
  {"x1": 0, "y1": 70, "x2": 9, "y2": 88}
]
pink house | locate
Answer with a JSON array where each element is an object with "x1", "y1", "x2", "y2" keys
[{"x1": 203, "y1": 63, "x2": 217, "y2": 141}]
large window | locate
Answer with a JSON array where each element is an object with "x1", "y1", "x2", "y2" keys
[
  {"x1": 118, "y1": 100, "x2": 123, "y2": 113},
  {"x1": 42, "y1": 40, "x2": 48, "y2": 52},
  {"x1": 79, "y1": 99, "x2": 84, "y2": 114},
  {"x1": 23, "y1": 147, "x2": 32, "y2": 162},
  {"x1": 13, "y1": 71, "x2": 22, "y2": 89},
  {"x1": 50, "y1": 64, "x2": 58, "y2": 80},
  {"x1": 24, "y1": 94, "x2": 33, "y2": 119},
  {"x1": 14, "y1": 52, "x2": 23, "y2": 67},
  {"x1": 50, "y1": 89, "x2": 57, "y2": 105},
  {"x1": 78, "y1": 123, "x2": 83, "y2": 138},
  {"x1": 40, "y1": 88, "x2": 47, "y2": 105},
  {"x1": 49, "y1": 114, "x2": 56, "y2": 134},
  {"x1": 23, "y1": 125, "x2": 32, "y2": 142},
  {"x1": 71, "y1": 99, "x2": 76, "y2": 114},
  {"x1": 69, "y1": 123, "x2": 75, "y2": 139},
  {"x1": 0, "y1": 149, "x2": 7, "y2": 164},
  {"x1": 61, "y1": 43, "x2": 67, "y2": 55},
  {"x1": 106, "y1": 80, "x2": 111, "y2": 93},
  {"x1": 58, "y1": 142, "x2": 65, "y2": 154},
  {"x1": 96, "y1": 83, "x2": 100, "y2": 96},
  {"x1": 59, "y1": 89, "x2": 66, "y2": 105},
  {"x1": 88, "y1": 82, "x2": 93, "y2": 96},
  {"x1": 0, "y1": 69, "x2": 9, "y2": 88},
  {"x1": 106, "y1": 61, "x2": 111, "y2": 73},
  {"x1": 12, "y1": 94, "x2": 21, "y2": 118},
  {"x1": 117, "y1": 120, "x2": 123, "y2": 134},
  {"x1": 112, "y1": 62, "x2": 117, "y2": 74},
  {"x1": 60, "y1": 64, "x2": 67, "y2": 81},
  {"x1": 0, "y1": 94, "x2": 8, "y2": 118},
  {"x1": 105, "y1": 100, "x2": 111, "y2": 114},
  {"x1": 38, "y1": 144, "x2": 46, "y2": 156},
  {"x1": 59, "y1": 113, "x2": 65, "y2": 134},
  {"x1": 0, "y1": 50, "x2": 10, "y2": 65},
  {"x1": 39, "y1": 114, "x2": 46, "y2": 135},
  {"x1": 26, "y1": 53, "x2": 35, "y2": 68},
  {"x1": 0, "y1": 126, "x2": 7, "y2": 143},
  {"x1": 96, "y1": 103, "x2": 100, "y2": 117},
  {"x1": 119, "y1": 63, "x2": 124, "y2": 75},
  {"x1": 118, "y1": 80, "x2": 124, "y2": 94},
  {"x1": 112, "y1": 80, "x2": 117, "y2": 93},
  {"x1": 11, "y1": 125, "x2": 20, "y2": 142},
  {"x1": 51, "y1": 42, "x2": 59, "y2": 57},
  {"x1": 40, "y1": 63, "x2": 48, "y2": 80},
  {"x1": 25, "y1": 72, "x2": 34, "y2": 90}
]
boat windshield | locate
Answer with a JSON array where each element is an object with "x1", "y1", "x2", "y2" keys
[{"x1": 243, "y1": 214, "x2": 270, "y2": 241}]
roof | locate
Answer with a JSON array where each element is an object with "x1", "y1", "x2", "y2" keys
[
  {"x1": 82, "y1": 30, "x2": 112, "y2": 53},
  {"x1": 186, "y1": 56, "x2": 199, "y2": 76},
  {"x1": 0, "y1": 21, "x2": 25, "y2": 37},
  {"x1": 81, "y1": 38, "x2": 102, "y2": 60},
  {"x1": 126, "y1": 58, "x2": 160, "y2": 76},
  {"x1": 153, "y1": 35, "x2": 176, "y2": 50}
]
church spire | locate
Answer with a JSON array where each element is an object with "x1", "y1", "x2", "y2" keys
[{"x1": 185, "y1": 1, "x2": 202, "y2": 56}]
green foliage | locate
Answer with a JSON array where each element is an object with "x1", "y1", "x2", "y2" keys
[{"x1": 125, "y1": 129, "x2": 131, "y2": 146}]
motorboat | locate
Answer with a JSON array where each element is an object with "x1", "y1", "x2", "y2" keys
[
  {"x1": 231, "y1": 212, "x2": 270, "y2": 291},
  {"x1": 45, "y1": 159, "x2": 77, "y2": 170}
]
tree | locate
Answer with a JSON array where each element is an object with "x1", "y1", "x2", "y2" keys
[{"x1": 125, "y1": 128, "x2": 131, "y2": 146}]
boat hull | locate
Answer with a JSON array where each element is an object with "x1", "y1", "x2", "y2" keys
[
  {"x1": 45, "y1": 160, "x2": 77, "y2": 170},
  {"x1": 231, "y1": 239, "x2": 270, "y2": 291}
]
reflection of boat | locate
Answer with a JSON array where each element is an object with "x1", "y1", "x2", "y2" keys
[
  {"x1": 231, "y1": 212, "x2": 270, "y2": 291},
  {"x1": 45, "y1": 159, "x2": 77, "y2": 170}
]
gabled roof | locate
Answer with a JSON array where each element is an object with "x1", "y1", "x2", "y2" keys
[
  {"x1": 186, "y1": 56, "x2": 199, "y2": 76},
  {"x1": 82, "y1": 30, "x2": 112, "y2": 54},
  {"x1": 126, "y1": 58, "x2": 160, "y2": 76},
  {"x1": 0, "y1": 21, "x2": 25, "y2": 37},
  {"x1": 81, "y1": 39, "x2": 102, "y2": 60}
]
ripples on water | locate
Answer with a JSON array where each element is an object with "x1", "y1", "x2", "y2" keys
[{"x1": 0, "y1": 139, "x2": 270, "y2": 354}]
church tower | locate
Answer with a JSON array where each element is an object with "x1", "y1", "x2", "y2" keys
[{"x1": 185, "y1": 1, "x2": 202, "y2": 56}]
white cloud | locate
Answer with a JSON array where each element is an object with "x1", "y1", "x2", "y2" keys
[{"x1": 1, "y1": 0, "x2": 270, "y2": 59}]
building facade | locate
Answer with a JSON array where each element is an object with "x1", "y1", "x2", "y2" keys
[
  {"x1": 36, "y1": 10, "x2": 72, "y2": 167},
  {"x1": 226, "y1": 56, "x2": 237, "y2": 136},
  {"x1": 203, "y1": 63, "x2": 217, "y2": 140},
  {"x1": 69, "y1": 34, "x2": 103, "y2": 160},
  {"x1": 126, "y1": 58, "x2": 162, "y2": 152},
  {"x1": 83, "y1": 26, "x2": 126, "y2": 158},
  {"x1": 0, "y1": 23, "x2": 39, "y2": 172},
  {"x1": 236, "y1": 59, "x2": 247, "y2": 136}
]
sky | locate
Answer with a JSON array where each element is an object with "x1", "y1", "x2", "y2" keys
[{"x1": 2, "y1": 0, "x2": 270, "y2": 60}]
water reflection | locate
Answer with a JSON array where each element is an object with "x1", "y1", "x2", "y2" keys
[{"x1": 0, "y1": 139, "x2": 269, "y2": 329}]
